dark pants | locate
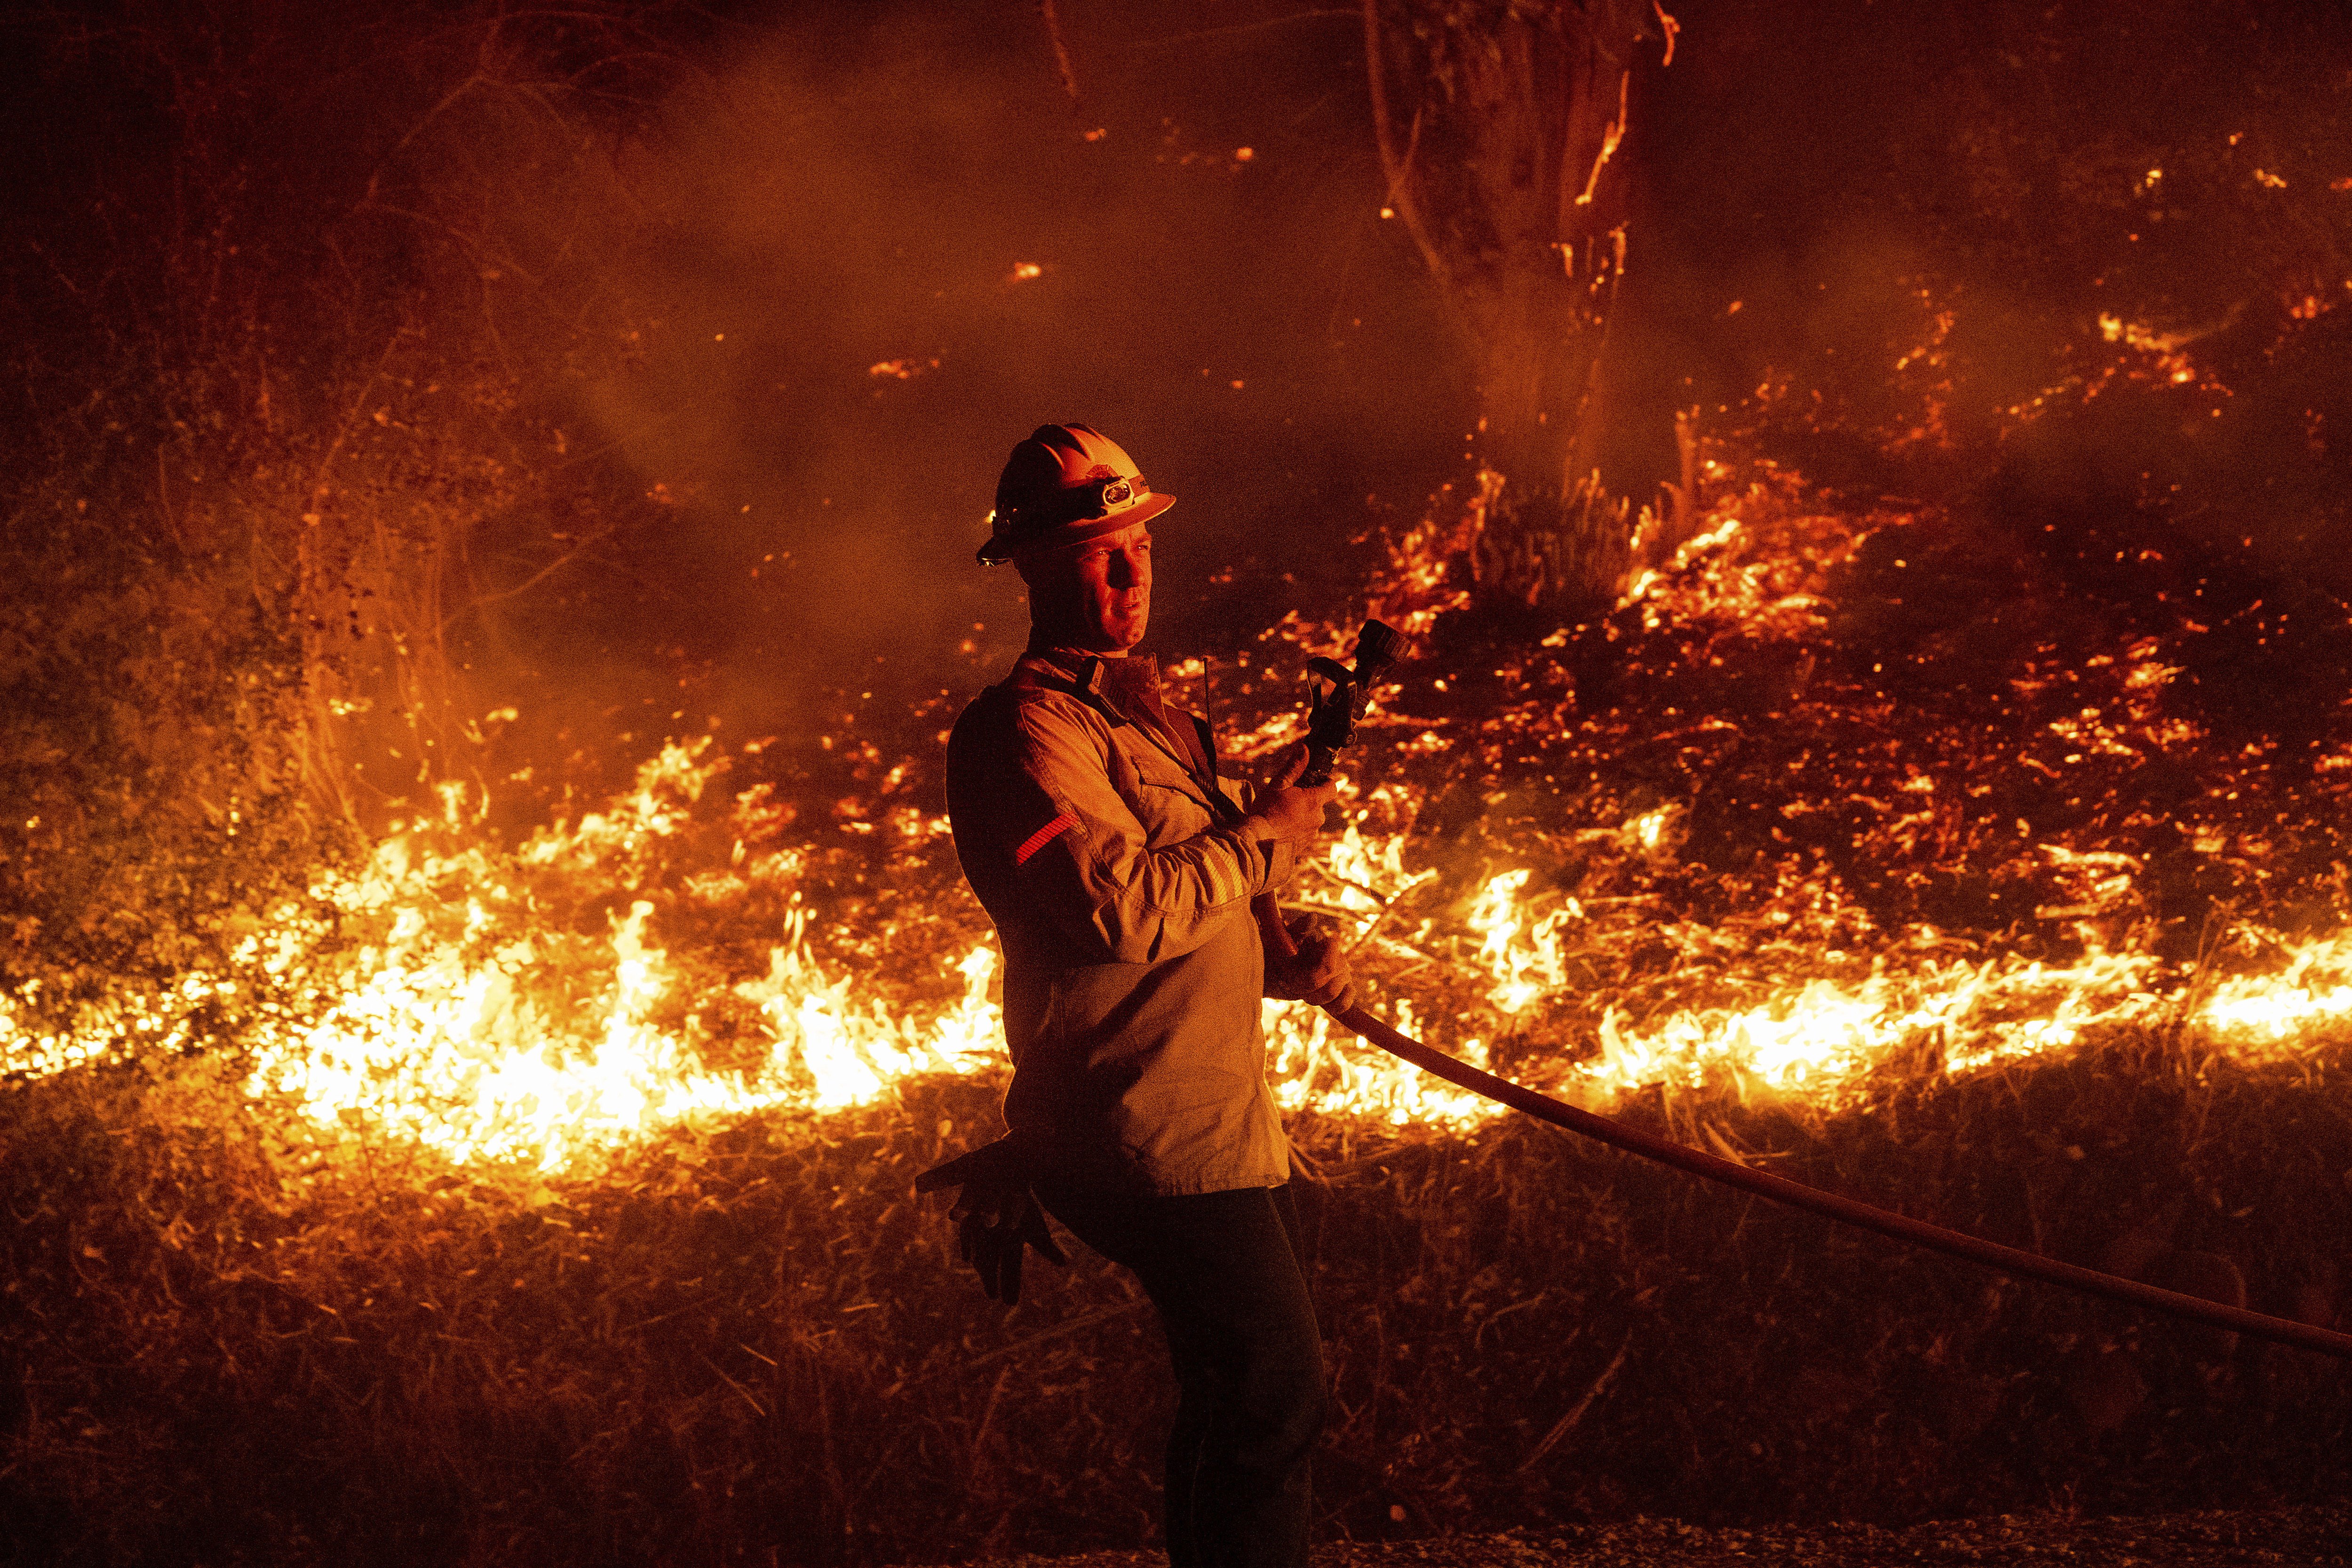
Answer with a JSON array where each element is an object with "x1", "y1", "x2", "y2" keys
[{"x1": 1036, "y1": 1179, "x2": 1326, "y2": 1568}]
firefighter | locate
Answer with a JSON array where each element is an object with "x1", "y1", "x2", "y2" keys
[{"x1": 919, "y1": 423, "x2": 1350, "y2": 1568}]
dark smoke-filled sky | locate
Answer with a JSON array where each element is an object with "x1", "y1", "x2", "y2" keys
[
  {"x1": 7, "y1": 0, "x2": 2348, "y2": 814},
  {"x1": 468, "y1": 0, "x2": 1463, "y2": 758},
  {"x1": 529, "y1": 0, "x2": 2350, "y2": 743}
]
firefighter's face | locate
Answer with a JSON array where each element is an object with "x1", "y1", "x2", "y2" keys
[{"x1": 1023, "y1": 521, "x2": 1152, "y2": 653}]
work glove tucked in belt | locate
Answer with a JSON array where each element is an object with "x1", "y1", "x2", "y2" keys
[{"x1": 914, "y1": 1132, "x2": 1067, "y2": 1305}]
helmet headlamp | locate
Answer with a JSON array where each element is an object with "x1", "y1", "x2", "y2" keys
[{"x1": 977, "y1": 424, "x2": 1174, "y2": 565}]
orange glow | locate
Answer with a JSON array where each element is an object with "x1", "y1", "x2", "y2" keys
[
  {"x1": 8, "y1": 455, "x2": 2351, "y2": 1177},
  {"x1": 2097, "y1": 312, "x2": 2206, "y2": 388}
]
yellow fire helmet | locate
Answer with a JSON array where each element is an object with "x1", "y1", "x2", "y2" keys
[{"x1": 977, "y1": 423, "x2": 1176, "y2": 565}]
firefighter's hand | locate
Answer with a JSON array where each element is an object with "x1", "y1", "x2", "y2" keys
[
  {"x1": 914, "y1": 1136, "x2": 1067, "y2": 1306},
  {"x1": 1245, "y1": 747, "x2": 1338, "y2": 845},
  {"x1": 1265, "y1": 916, "x2": 1355, "y2": 1012}
]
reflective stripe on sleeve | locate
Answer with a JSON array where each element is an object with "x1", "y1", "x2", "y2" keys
[{"x1": 1014, "y1": 812, "x2": 1077, "y2": 867}]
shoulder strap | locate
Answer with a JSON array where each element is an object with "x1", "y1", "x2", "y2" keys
[
  {"x1": 1008, "y1": 658, "x2": 1234, "y2": 815},
  {"x1": 1006, "y1": 657, "x2": 1128, "y2": 729},
  {"x1": 1186, "y1": 713, "x2": 1219, "y2": 779}
]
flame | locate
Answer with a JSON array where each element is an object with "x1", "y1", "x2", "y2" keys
[
  {"x1": 1268, "y1": 997, "x2": 1493, "y2": 1128},
  {"x1": 9, "y1": 731, "x2": 2347, "y2": 1169},
  {"x1": 1467, "y1": 869, "x2": 1573, "y2": 1016},
  {"x1": 737, "y1": 936, "x2": 1001, "y2": 1112},
  {"x1": 10, "y1": 452, "x2": 2352, "y2": 1175},
  {"x1": 2199, "y1": 934, "x2": 2352, "y2": 1047},
  {"x1": 4, "y1": 742, "x2": 1006, "y2": 1178},
  {"x1": 242, "y1": 898, "x2": 769, "y2": 1170},
  {"x1": 1581, "y1": 942, "x2": 2166, "y2": 1101}
]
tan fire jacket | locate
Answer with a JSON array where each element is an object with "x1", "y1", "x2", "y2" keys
[{"x1": 946, "y1": 644, "x2": 1297, "y2": 1195}]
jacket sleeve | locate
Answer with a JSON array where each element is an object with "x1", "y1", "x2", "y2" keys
[{"x1": 1007, "y1": 696, "x2": 1293, "y2": 966}]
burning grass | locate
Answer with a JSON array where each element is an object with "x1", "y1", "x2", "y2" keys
[
  {"x1": 14, "y1": 441, "x2": 2352, "y2": 1165},
  {"x1": 7, "y1": 443, "x2": 2352, "y2": 1561},
  {"x1": 4, "y1": 1030, "x2": 2347, "y2": 1564}
]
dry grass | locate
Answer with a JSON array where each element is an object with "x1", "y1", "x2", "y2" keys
[
  {"x1": 5, "y1": 1026, "x2": 2346, "y2": 1567},
  {"x1": 7, "y1": 10, "x2": 2350, "y2": 1563},
  {"x1": 10, "y1": 426, "x2": 2352, "y2": 1567}
]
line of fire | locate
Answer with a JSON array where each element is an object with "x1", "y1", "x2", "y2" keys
[{"x1": 4, "y1": 2, "x2": 2349, "y2": 1564}]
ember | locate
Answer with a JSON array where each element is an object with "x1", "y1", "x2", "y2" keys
[
  {"x1": 6, "y1": 3, "x2": 2351, "y2": 1557},
  {"x1": 9, "y1": 446, "x2": 2347, "y2": 1182}
]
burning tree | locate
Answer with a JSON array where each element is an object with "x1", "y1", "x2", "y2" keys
[{"x1": 1365, "y1": 0, "x2": 1680, "y2": 607}]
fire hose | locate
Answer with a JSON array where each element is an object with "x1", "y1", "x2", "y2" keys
[{"x1": 1252, "y1": 621, "x2": 2352, "y2": 1361}]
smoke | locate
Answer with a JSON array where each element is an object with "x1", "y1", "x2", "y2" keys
[
  {"x1": 21, "y1": 0, "x2": 2341, "y2": 821},
  {"x1": 464, "y1": 0, "x2": 1464, "y2": 768}
]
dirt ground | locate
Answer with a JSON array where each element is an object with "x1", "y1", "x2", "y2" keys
[{"x1": 936, "y1": 1504, "x2": 2352, "y2": 1567}]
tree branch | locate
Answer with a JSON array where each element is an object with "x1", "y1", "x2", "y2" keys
[
  {"x1": 1361, "y1": 0, "x2": 1449, "y2": 296},
  {"x1": 1037, "y1": 0, "x2": 1079, "y2": 107}
]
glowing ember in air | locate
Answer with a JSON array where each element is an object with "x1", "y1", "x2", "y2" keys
[{"x1": 2098, "y1": 313, "x2": 2202, "y2": 384}]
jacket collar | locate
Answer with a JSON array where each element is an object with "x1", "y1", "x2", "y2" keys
[
  {"x1": 1019, "y1": 643, "x2": 1166, "y2": 727},
  {"x1": 1017, "y1": 644, "x2": 1225, "y2": 804}
]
